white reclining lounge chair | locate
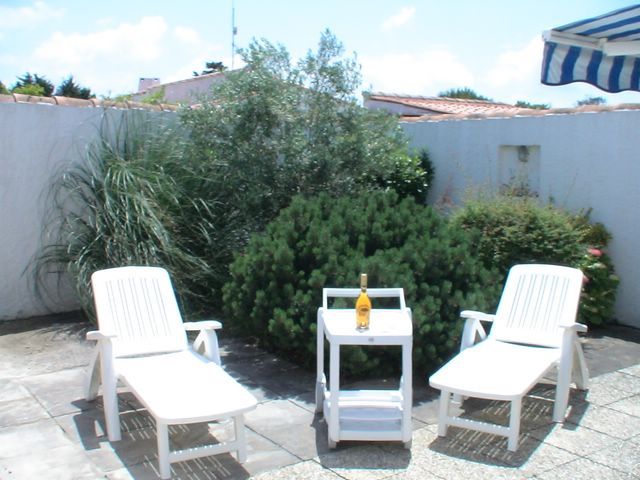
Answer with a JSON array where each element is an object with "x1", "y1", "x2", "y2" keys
[
  {"x1": 429, "y1": 264, "x2": 589, "y2": 451},
  {"x1": 85, "y1": 266, "x2": 257, "y2": 479}
]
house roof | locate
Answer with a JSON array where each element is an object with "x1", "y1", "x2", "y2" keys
[
  {"x1": 366, "y1": 92, "x2": 527, "y2": 116},
  {"x1": 0, "y1": 93, "x2": 178, "y2": 111},
  {"x1": 135, "y1": 71, "x2": 226, "y2": 96}
]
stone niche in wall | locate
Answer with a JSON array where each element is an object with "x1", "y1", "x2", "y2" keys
[{"x1": 498, "y1": 145, "x2": 540, "y2": 197}]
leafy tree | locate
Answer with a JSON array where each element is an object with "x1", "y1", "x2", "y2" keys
[
  {"x1": 0, "y1": 81, "x2": 8, "y2": 94},
  {"x1": 438, "y1": 87, "x2": 492, "y2": 101},
  {"x1": 576, "y1": 96, "x2": 606, "y2": 106},
  {"x1": 180, "y1": 29, "x2": 427, "y2": 305},
  {"x1": 140, "y1": 87, "x2": 166, "y2": 105},
  {"x1": 12, "y1": 72, "x2": 54, "y2": 96},
  {"x1": 193, "y1": 61, "x2": 227, "y2": 76},
  {"x1": 515, "y1": 100, "x2": 550, "y2": 110},
  {"x1": 55, "y1": 76, "x2": 94, "y2": 99}
]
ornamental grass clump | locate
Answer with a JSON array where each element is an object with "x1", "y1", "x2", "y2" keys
[
  {"x1": 35, "y1": 111, "x2": 216, "y2": 319},
  {"x1": 222, "y1": 191, "x2": 501, "y2": 377}
]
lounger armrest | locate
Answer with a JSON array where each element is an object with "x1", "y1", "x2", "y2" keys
[
  {"x1": 459, "y1": 311, "x2": 494, "y2": 352},
  {"x1": 86, "y1": 330, "x2": 117, "y2": 341},
  {"x1": 560, "y1": 322, "x2": 588, "y2": 333},
  {"x1": 460, "y1": 310, "x2": 496, "y2": 322},
  {"x1": 183, "y1": 320, "x2": 222, "y2": 331},
  {"x1": 188, "y1": 322, "x2": 222, "y2": 365}
]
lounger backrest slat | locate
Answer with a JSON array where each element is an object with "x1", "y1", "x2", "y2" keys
[
  {"x1": 490, "y1": 264, "x2": 583, "y2": 348},
  {"x1": 92, "y1": 266, "x2": 188, "y2": 357}
]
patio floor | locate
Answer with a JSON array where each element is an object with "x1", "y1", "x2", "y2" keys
[{"x1": 1, "y1": 313, "x2": 639, "y2": 479}]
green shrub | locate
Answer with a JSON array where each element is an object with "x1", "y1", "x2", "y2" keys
[
  {"x1": 453, "y1": 195, "x2": 618, "y2": 326},
  {"x1": 368, "y1": 148, "x2": 435, "y2": 204},
  {"x1": 222, "y1": 191, "x2": 501, "y2": 377}
]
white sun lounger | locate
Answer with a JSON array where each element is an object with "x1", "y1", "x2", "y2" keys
[
  {"x1": 85, "y1": 266, "x2": 257, "y2": 479},
  {"x1": 429, "y1": 264, "x2": 589, "y2": 451}
]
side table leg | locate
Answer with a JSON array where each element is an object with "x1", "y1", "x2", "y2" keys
[{"x1": 328, "y1": 341, "x2": 340, "y2": 447}]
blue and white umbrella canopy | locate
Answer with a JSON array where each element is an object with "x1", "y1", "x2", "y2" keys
[{"x1": 541, "y1": 4, "x2": 640, "y2": 93}]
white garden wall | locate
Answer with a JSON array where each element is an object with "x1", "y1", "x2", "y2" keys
[
  {"x1": 402, "y1": 109, "x2": 640, "y2": 328},
  {"x1": 0, "y1": 101, "x2": 172, "y2": 320},
  {"x1": 1, "y1": 101, "x2": 638, "y2": 328}
]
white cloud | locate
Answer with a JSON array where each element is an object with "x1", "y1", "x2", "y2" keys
[
  {"x1": 382, "y1": 6, "x2": 416, "y2": 31},
  {"x1": 484, "y1": 36, "x2": 543, "y2": 89},
  {"x1": 34, "y1": 16, "x2": 168, "y2": 65},
  {"x1": 0, "y1": 1, "x2": 63, "y2": 29},
  {"x1": 173, "y1": 26, "x2": 200, "y2": 45},
  {"x1": 360, "y1": 50, "x2": 474, "y2": 95}
]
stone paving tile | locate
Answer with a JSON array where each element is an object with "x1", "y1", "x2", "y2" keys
[
  {"x1": 607, "y1": 393, "x2": 640, "y2": 418},
  {"x1": 620, "y1": 364, "x2": 640, "y2": 377},
  {"x1": 0, "y1": 444, "x2": 102, "y2": 480},
  {"x1": 315, "y1": 442, "x2": 412, "y2": 480},
  {"x1": 589, "y1": 371, "x2": 640, "y2": 395},
  {"x1": 0, "y1": 396, "x2": 50, "y2": 427},
  {"x1": 529, "y1": 422, "x2": 621, "y2": 457},
  {"x1": 19, "y1": 366, "x2": 94, "y2": 417},
  {"x1": 245, "y1": 399, "x2": 327, "y2": 460},
  {"x1": 251, "y1": 459, "x2": 342, "y2": 480},
  {"x1": 566, "y1": 403, "x2": 640, "y2": 439},
  {"x1": 535, "y1": 457, "x2": 638, "y2": 479},
  {"x1": 403, "y1": 427, "x2": 526, "y2": 480},
  {"x1": 582, "y1": 381, "x2": 636, "y2": 406},
  {"x1": 385, "y1": 466, "x2": 447, "y2": 480},
  {"x1": 586, "y1": 436, "x2": 640, "y2": 477},
  {"x1": 0, "y1": 378, "x2": 31, "y2": 402},
  {"x1": 0, "y1": 418, "x2": 72, "y2": 458}
]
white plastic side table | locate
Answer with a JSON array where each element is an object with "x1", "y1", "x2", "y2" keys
[{"x1": 315, "y1": 288, "x2": 413, "y2": 449}]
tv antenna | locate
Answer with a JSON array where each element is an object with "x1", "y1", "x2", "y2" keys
[{"x1": 231, "y1": 0, "x2": 238, "y2": 69}]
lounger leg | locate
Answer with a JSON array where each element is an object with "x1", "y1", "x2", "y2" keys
[
  {"x1": 84, "y1": 347, "x2": 101, "y2": 401},
  {"x1": 573, "y1": 340, "x2": 589, "y2": 390},
  {"x1": 234, "y1": 415, "x2": 247, "y2": 463},
  {"x1": 508, "y1": 398, "x2": 522, "y2": 451},
  {"x1": 157, "y1": 421, "x2": 171, "y2": 479},
  {"x1": 100, "y1": 342, "x2": 121, "y2": 442},
  {"x1": 438, "y1": 390, "x2": 451, "y2": 437},
  {"x1": 554, "y1": 331, "x2": 575, "y2": 422}
]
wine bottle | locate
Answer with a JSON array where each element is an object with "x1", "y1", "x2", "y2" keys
[{"x1": 355, "y1": 273, "x2": 371, "y2": 330}]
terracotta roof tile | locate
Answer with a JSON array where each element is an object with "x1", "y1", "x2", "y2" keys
[
  {"x1": 367, "y1": 92, "x2": 526, "y2": 116},
  {"x1": 399, "y1": 102, "x2": 640, "y2": 123},
  {"x1": 0, "y1": 93, "x2": 177, "y2": 111}
]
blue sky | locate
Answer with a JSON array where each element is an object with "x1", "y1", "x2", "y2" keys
[{"x1": 1, "y1": 0, "x2": 639, "y2": 107}]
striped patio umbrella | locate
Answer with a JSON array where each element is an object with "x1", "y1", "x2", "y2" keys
[{"x1": 541, "y1": 4, "x2": 640, "y2": 93}]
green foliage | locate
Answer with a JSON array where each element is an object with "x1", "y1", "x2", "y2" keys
[
  {"x1": 12, "y1": 83, "x2": 46, "y2": 96},
  {"x1": 577, "y1": 247, "x2": 619, "y2": 326},
  {"x1": 193, "y1": 61, "x2": 226, "y2": 76},
  {"x1": 515, "y1": 100, "x2": 550, "y2": 110},
  {"x1": 12, "y1": 72, "x2": 54, "y2": 96},
  {"x1": 140, "y1": 87, "x2": 166, "y2": 105},
  {"x1": 35, "y1": 111, "x2": 217, "y2": 319},
  {"x1": 452, "y1": 195, "x2": 618, "y2": 326},
  {"x1": 0, "y1": 81, "x2": 8, "y2": 94},
  {"x1": 180, "y1": 30, "x2": 428, "y2": 297},
  {"x1": 368, "y1": 149, "x2": 435, "y2": 204},
  {"x1": 576, "y1": 96, "x2": 606, "y2": 106},
  {"x1": 55, "y1": 76, "x2": 94, "y2": 99},
  {"x1": 222, "y1": 191, "x2": 501, "y2": 377},
  {"x1": 438, "y1": 87, "x2": 492, "y2": 101}
]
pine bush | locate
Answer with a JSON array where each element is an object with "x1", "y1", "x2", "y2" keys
[{"x1": 222, "y1": 191, "x2": 501, "y2": 377}]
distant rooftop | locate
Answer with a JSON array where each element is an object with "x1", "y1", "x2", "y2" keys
[
  {"x1": 365, "y1": 92, "x2": 528, "y2": 117},
  {"x1": 364, "y1": 91, "x2": 640, "y2": 122}
]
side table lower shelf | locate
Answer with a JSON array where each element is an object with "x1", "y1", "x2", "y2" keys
[{"x1": 322, "y1": 389, "x2": 412, "y2": 448}]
